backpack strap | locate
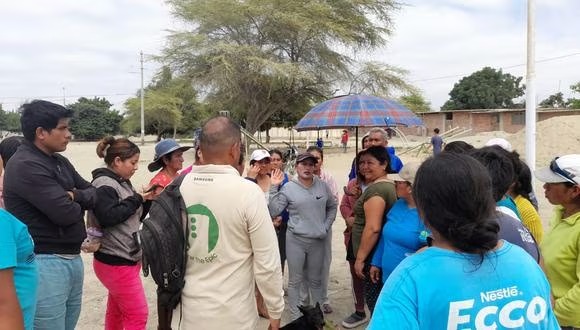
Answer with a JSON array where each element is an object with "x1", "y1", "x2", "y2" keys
[{"x1": 155, "y1": 173, "x2": 188, "y2": 330}]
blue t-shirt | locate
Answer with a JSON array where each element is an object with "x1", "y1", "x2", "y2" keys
[
  {"x1": 497, "y1": 195, "x2": 522, "y2": 220},
  {"x1": 371, "y1": 199, "x2": 428, "y2": 283},
  {"x1": 0, "y1": 209, "x2": 38, "y2": 330},
  {"x1": 368, "y1": 241, "x2": 560, "y2": 330},
  {"x1": 431, "y1": 134, "x2": 443, "y2": 155}
]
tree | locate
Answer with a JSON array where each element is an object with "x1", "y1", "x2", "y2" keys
[
  {"x1": 123, "y1": 67, "x2": 203, "y2": 140},
  {"x1": 161, "y1": 0, "x2": 407, "y2": 134},
  {"x1": 539, "y1": 92, "x2": 568, "y2": 108},
  {"x1": 442, "y1": 67, "x2": 525, "y2": 110},
  {"x1": 0, "y1": 105, "x2": 7, "y2": 131},
  {"x1": 123, "y1": 90, "x2": 183, "y2": 141},
  {"x1": 68, "y1": 97, "x2": 122, "y2": 140},
  {"x1": 569, "y1": 82, "x2": 580, "y2": 109},
  {"x1": 148, "y1": 67, "x2": 206, "y2": 133},
  {"x1": 4, "y1": 111, "x2": 21, "y2": 132},
  {"x1": 346, "y1": 62, "x2": 416, "y2": 97},
  {"x1": 399, "y1": 92, "x2": 431, "y2": 113}
]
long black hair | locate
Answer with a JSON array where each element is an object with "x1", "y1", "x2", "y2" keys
[
  {"x1": 413, "y1": 153, "x2": 499, "y2": 262},
  {"x1": 469, "y1": 146, "x2": 515, "y2": 202}
]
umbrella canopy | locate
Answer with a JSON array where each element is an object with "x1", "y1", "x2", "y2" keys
[{"x1": 295, "y1": 94, "x2": 424, "y2": 131}]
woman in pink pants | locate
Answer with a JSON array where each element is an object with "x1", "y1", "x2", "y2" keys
[{"x1": 88, "y1": 137, "x2": 154, "y2": 329}]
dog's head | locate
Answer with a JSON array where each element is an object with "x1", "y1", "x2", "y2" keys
[{"x1": 297, "y1": 302, "x2": 325, "y2": 330}]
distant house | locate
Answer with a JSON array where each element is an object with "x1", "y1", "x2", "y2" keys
[{"x1": 414, "y1": 108, "x2": 580, "y2": 135}]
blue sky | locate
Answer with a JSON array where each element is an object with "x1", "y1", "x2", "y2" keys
[{"x1": 0, "y1": 0, "x2": 578, "y2": 112}]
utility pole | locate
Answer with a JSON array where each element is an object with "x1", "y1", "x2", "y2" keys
[
  {"x1": 140, "y1": 51, "x2": 145, "y2": 146},
  {"x1": 525, "y1": 0, "x2": 536, "y2": 170},
  {"x1": 62, "y1": 87, "x2": 66, "y2": 106}
]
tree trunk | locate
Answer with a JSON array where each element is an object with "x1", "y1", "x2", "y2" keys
[{"x1": 266, "y1": 128, "x2": 270, "y2": 143}]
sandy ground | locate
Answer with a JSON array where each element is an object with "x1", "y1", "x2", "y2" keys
[{"x1": 65, "y1": 122, "x2": 572, "y2": 329}]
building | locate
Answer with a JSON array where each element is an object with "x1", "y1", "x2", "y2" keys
[{"x1": 419, "y1": 108, "x2": 580, "y2": 135}]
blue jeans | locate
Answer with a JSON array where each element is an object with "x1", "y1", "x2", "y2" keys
[{"x1": 34, "y1": 254, "x2": 84, "y2": 330}]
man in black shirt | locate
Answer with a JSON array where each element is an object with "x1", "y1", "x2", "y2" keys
[{"x1": 4, "y1": 100, "x2": 96, "y2": 330}]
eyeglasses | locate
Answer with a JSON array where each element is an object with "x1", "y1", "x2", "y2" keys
[{"x1": 550, "y1": 157, "x2": 577, "y2": 185}]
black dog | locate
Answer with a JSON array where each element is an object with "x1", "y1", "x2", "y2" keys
[{"x1": 280, "y1": 303, "x2": 325, "y2": 330}]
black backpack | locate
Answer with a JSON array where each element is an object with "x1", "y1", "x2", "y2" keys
[{"x1": 139, "y1": 174, "x2": 188, "y2": 330}]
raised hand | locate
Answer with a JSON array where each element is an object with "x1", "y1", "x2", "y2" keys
[
  {"x1": 270, "y1": 168, "x2": 284, "y2": 186},
  {"x1": 247, "y1": 163, "x2": 261, "y2": 179}
]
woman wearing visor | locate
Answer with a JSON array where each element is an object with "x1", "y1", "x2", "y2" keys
[{"x1": 535, "y1": 154, "x2": 580, "y2": 330}]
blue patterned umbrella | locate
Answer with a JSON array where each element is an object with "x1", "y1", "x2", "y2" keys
[{"x1": 295, "y1": 94, "x2": 424, "y2": 131}]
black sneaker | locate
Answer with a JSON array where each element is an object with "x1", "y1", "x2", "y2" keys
[{"x1": 342, "y1": 312, "x2": 368, "y2": 328}]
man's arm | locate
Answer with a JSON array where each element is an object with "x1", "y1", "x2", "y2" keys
[
  {"x1": 0, "y1": 269, "x2": 24, "y2": 330},
  {"x1": 246, "y1": 189, "x2": 284, "y2": 327},
  {"x1": 63, "y1": 157, "x2": 96, "y2": 210},
  {"x1": 10, "y1": 161, "x2": 85, "y2": 227}
]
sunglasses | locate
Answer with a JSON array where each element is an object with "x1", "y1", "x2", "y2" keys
[{"x1": 550, "y1": 157, "x2": 577, "y2": 185}]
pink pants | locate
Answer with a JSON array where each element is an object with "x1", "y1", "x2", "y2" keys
[{"x1": 93, "y1": 259, "x2": 148, "y2": 330}]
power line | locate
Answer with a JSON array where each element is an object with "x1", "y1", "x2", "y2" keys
[{"x1": 411, "y1": 51, "x2": 580, "y2": 83}]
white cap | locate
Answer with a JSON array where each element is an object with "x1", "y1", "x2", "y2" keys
[
  {"x1": 389, "y1": 162, "x2": 421, "y2": 185},
  {"x1": 535, "y1": 154, "x2": 580, "y2": 185},
  {"x1": 250, "y1": 149, "x2": 271, "y2": 162},
  {"x1": 485, "y1": 138, "x2": 513, "y2": 152}
]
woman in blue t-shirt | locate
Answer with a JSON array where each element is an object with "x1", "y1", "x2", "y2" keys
[
  {"x1": 369, "y1": 153, "x2": 559, "y2": 330},
  {"x1": 369, "y1": 162, "x2": 428, "y2": 284},
  {"x1": 0, "y1": 209, "x2": 38, "y2": 330}
]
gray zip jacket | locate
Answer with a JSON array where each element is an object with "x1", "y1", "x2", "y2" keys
[
  {"x1": 269, "y1": 176, "x2": 337, "y2": 239},
  {"x1": 87, "y1": 168, "x2": 145, "y2": 264}
]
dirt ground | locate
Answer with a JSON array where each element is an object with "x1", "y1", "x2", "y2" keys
[{"x1": 65, "y1": 132, "x2": 558, "y2": 329}]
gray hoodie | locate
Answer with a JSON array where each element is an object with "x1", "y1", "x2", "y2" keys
[{"x1": 269, "y1": 176, "x2": 337, "y2": 239}]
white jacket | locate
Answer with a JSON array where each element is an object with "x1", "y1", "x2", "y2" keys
[{"x1": 172, "y1": 165, "x2": 284, "y2": 329}]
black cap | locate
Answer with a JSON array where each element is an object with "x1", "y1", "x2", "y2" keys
[{"x1": 296, "y1": 153, "x2": 318, "y2": 164}]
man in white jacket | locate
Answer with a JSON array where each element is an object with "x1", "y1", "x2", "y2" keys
[{"x1": 173, "y1": 116, "x2": 284, "y2": 329}]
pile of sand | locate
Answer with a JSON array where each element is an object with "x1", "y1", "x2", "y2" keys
[
  {"x1": 509, "y1": 115, "x2": 580, "y2": 165},
  {"x1": 432, "y1": 115, "x2": 580, "y2": 166}
]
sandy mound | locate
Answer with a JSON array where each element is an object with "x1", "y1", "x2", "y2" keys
[{"x1": 509, "y1": 115, "x2": 580, "y2": 165}]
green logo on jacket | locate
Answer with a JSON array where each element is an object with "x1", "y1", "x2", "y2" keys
[{"x1": 187, "y1": 204, "x2": 219, "y2": 255}]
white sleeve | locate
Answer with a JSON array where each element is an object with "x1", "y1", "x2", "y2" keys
[{"x1": 245, "y1": 188, "x2": 284, "y2": 319}]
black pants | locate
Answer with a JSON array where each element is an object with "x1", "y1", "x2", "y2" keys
[
  {"x1": 363, "y1": 263, "x2": 383, "y2": 315},
  {"x1": 276, "y1": 222, "x2": 287, "y2": 273}
]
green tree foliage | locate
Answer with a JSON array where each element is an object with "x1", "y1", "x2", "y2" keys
[
  {"x1": 150, "y1": 67, "x2": 206, "y2": 132},
  {"x1": 123, "y1": 90, "x2": 183, "y2": 141},
  {"x1": 569, "y1": 82, "x2": 580, "y2": 109},
  {"x1": 399, "y1": 92, "x2": 431, "y2": 113},
  {"x1": 539, "y1": 92, "x2": 568, "y2": 108},
  {"x1": 4, "y1": 111, "x2": 21, "y2": 132},
  {"x1": 0, "y1": 105, "x2": 6, "y2": 131},
  {"x1": 442, "y1": 67, "x2": 525, "y2": 110},
  {"x1": 68, "y1": 97, "x2": 122, "y2": 140},
  {"x1": 347, "y1": 62, "x2": 416, "y2": 97},
  {"x1": 123, "y1": 67, "x2": 202, "y2": 139},
  {"x1": 162, "y1": 0, "x2": 406, "y2": 134}
]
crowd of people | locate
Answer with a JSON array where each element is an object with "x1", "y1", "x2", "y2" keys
[{"x1": 0, "y1": 99, "x2": 579, "y2": 330}]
